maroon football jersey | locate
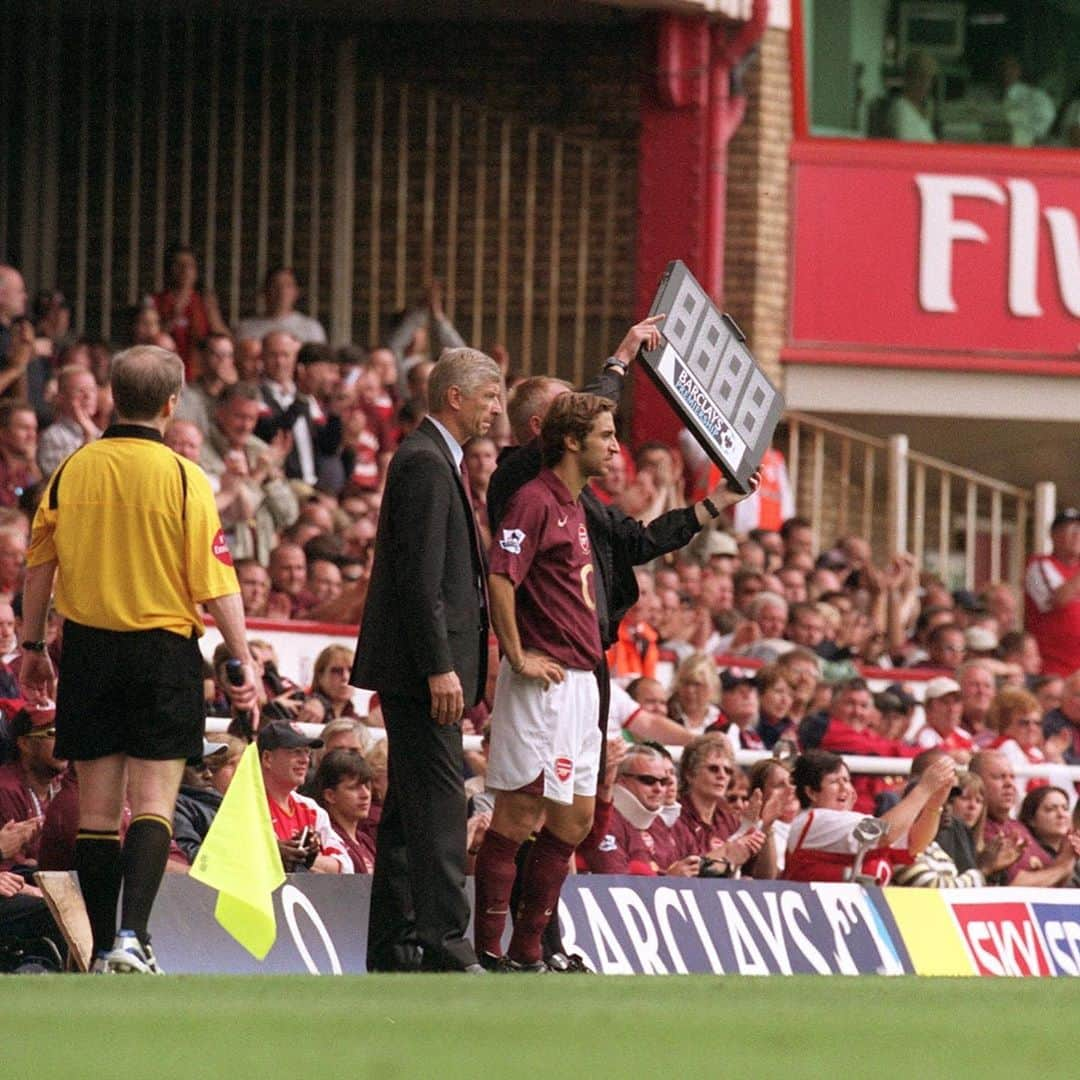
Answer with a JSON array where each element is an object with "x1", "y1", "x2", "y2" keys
[{"x1": 488, "y1": 468, "x2": 602, "y2": 671}]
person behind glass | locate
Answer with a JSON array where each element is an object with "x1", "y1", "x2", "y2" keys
[
  {"x1": 1017, "y1": 786, "x2": 1080, "y2": 888},
  {"x1": 886, "y1": 50, "x2": 937, "y2": 143},
  {"x1": 351, "y1": 347, "x2": 502, "y2": 974},
  {"x1": 152, "y1": 245, "x2": 229, "y2": 380}
]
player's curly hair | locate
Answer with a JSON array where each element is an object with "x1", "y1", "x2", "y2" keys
[{"x1": 540, "y1": 392, "x2": 615, "y2": 468}]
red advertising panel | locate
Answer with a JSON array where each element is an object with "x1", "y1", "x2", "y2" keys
[
  {"x1": 950, "y1": 900, "x2": 1051, "y2": 977},
  {"x1": 785, "y1": 140, "x2": 1080, "y2": 373}
]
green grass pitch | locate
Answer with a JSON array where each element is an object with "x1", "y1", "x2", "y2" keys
[{"x1": 4, "y1": 975, "x2": 1079, "y2": 1079}]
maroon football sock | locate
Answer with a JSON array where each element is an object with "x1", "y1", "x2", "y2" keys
[
  {"x1": 473, "y1": 829, "x2": 521, "y2": 958},
  {"x1": 508, "y1": 827, "x2": 575, "y2": 965}
]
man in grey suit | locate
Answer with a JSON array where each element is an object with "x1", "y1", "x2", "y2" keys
[{"x1": 352, "y1": 347, "x2": 503, "y2": 972}]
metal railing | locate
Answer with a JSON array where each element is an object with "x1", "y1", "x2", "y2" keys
[{"x1": 783, "y1": 411, "x2": 1052, "y2": 592}]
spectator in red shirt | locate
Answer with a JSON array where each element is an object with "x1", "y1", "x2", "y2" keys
[
  {"x1": 1025, "y1": 508, "x2": 1080, "y2": 677},
  {"x1": 258, "y1": 721, "x2": 350, "y2": 875},
  {"x1": 818, "y1": 678, "x2": 917, "y2": 812},
  {"x1": 912, "y1": 676, "x2": 972, "y2": 756},
  {"x1": 152, "y1": 245, "x2": 229, "y2": 378}
]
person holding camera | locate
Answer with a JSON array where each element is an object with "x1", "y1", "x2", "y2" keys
[{"x1": 258, "y1": 722, "x2": 352, "y2": 875}]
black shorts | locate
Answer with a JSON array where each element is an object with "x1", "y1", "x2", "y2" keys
[{"x1": 54, "y1": 620, "x2": 204, "y2": 763}]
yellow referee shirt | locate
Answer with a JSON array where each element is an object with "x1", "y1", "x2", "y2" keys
[{"x1": 27, "y1": 425, "x2": 240, "y2": 636}]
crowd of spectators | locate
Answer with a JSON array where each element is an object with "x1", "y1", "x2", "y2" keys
[{"x1": 2, "y1": 249, "x2": 1080, "y2": 968}]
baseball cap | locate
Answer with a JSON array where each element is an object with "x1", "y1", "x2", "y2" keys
[
  {"x1": 720, "y1": 670, "x2": 757, "y2": 692},
  {"x1": 1051, "y1": 508, "x2": 1080, "y2": 531},
  {"x1": 11, "y1": 704, "x2": 57, "y2": 738},
  {"x1": 256, "y1": 721, "x2": 324, "y2": 752},
  {"x1": 924, "y1": 676, "x2": 962, "y2": 702},
  {"x1": 202, "y1": 737, "x2": 229, "y2": 759}
]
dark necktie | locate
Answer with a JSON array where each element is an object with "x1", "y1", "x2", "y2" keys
[{"x1": 459, "y1": 459, "x2": 490, "y2": 614}]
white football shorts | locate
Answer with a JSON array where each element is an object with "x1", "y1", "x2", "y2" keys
[{"x1": 485, "y1": 658, "x2": 601, "y2": 805}]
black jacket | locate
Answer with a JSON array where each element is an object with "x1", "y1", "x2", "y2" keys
[
  {"x1": 487, "y1": 369, "x2": 701, "y2": 648},
  {"x1": 172, "y1": 785, "x2": 223, "y2": 864},
  {"x1": 352, "y1": 418, "x2": 488, "y2": 704},
  {"x1": 254, "y1": 382, "x2": 343, "y2": 487}
]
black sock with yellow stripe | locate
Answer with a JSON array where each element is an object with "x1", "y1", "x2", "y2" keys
[
  {"x1": 74, "y1": 830, "x2": 123, "y2": 956},
  {"x1": 120, "y1": 814, "x2": 173, "y2": 947}
]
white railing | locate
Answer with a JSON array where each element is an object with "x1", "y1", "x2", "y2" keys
[{"x1": 784, "y1": 411, "x2": 1050, "y2": 593}]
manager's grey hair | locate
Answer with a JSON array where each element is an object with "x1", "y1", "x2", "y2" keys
[{"x1": 427, "y1": 347, "x2": 502, "y2": 413}]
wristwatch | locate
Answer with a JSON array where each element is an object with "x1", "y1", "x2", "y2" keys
[
  {"x1": 701, "y1": 497, "x2": 722, "y2": 519},
  {"x1": 603, "y1": 356, "x2": 628, "y2": 375},
  {"x1": 22, "y1": 640, "x2": 47, "y2": 653}
]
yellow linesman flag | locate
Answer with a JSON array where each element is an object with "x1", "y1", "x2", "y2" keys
[{"x1": 190, "y1": 742, "x2": 285, "y2": 959}]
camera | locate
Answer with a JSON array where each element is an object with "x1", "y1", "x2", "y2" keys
[{"x1": 698, "y1": 855, "x2": 731, "y2": 878}]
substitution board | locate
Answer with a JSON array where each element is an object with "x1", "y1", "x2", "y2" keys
[{"x1": 639, "y1": 260, "x2": 784, "y2": 494}]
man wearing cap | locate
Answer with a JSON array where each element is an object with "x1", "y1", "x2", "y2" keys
[
  {"x1": 170, "y1": 738, "x2": 230, "y2": 867},
  {"x1": 0, "y1": 705, "x2": 63, "y2": 870},
  {"x1": 1025, "y1": 508, "x2": 1080, "y2": 677},
  {"x1": 913, "y1": 677, "x2": 973, "y2": 756},
  {"x1": 715, "y1": 670, "x2": 764, "y2": 750},
  {"x1": 258, "y1": 721, "x2": 351, "y2": 875}
]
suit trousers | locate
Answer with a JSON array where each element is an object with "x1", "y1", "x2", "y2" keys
[{"x1": 366, "y1": 694, "x2": 477, "y2": 972}]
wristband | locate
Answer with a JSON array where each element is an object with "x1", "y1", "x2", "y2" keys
[
  {"x1": 21, "y1": 640, "x2": 47, "y2": 653},
  {"x1": 701, "y1": 497, "x2": 722, "y2": 519}
]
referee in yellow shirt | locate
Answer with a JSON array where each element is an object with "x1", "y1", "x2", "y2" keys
[{"x1": 19, "y1": 344, "x2": 259, "y2": 974}]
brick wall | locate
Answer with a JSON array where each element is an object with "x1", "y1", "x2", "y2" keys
[{"x1": 724, "y1": 26, "x2": 791, "y2": 389}]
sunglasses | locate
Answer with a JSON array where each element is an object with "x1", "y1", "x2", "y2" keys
[
  {"x1": 627, "y1": 774, "x2": 666, "y2": 788},
  {"x1": 703, "y1": 763, "x2": 733, "y2": 776}
]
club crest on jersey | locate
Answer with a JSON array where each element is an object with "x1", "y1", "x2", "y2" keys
[
  {"x1": 577, "y1": 524, "x2": 590, "y2": 554},
  {"x1": 499, "y1": 528, "x2": 525, "y2": 555},
  {"x1": 211, "y1": 528, "x2": 234, "y2": 566},
  {"x1": 555, "y1": 756, "x2": 573, "y2": 782}
]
